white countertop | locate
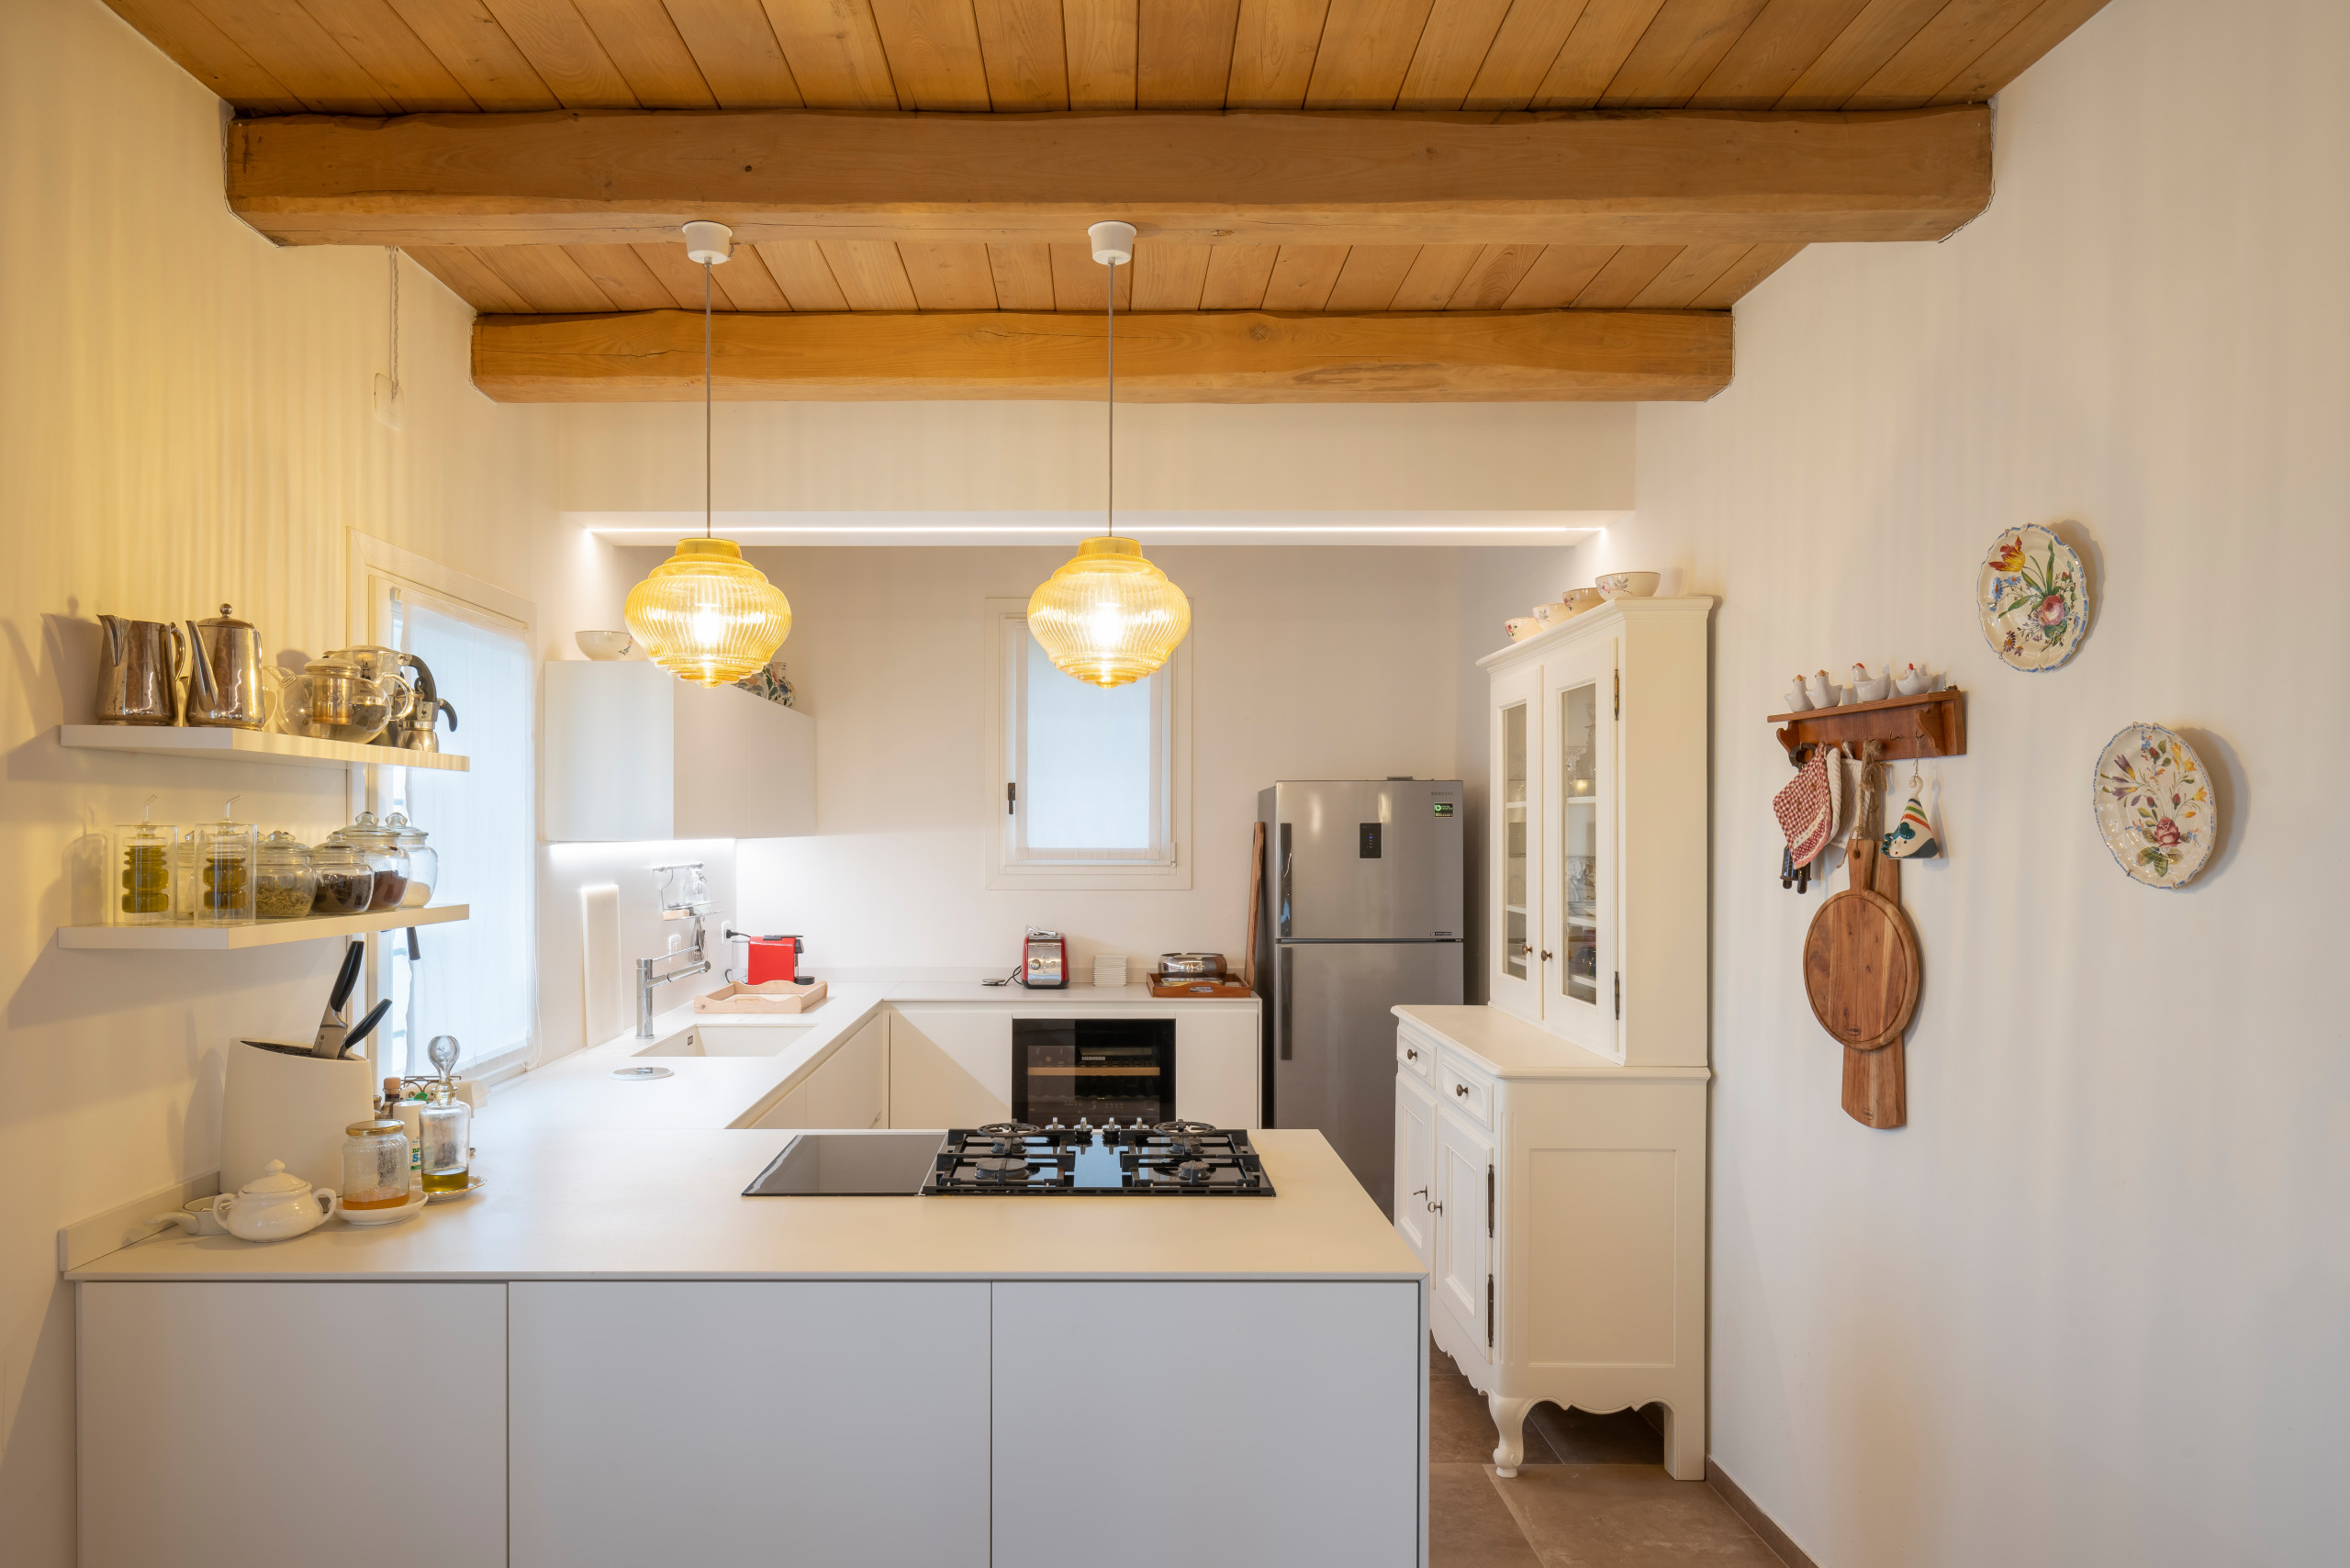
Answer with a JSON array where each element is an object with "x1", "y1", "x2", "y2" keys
[
  {"x1": 1393, "y1": 1004, "x2": 1712, "y2": 1081},
  {"x1": 69, "y1": 1127, "x2": 1416, "y2": 1283}
]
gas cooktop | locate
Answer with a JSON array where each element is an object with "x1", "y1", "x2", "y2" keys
[{"x1": 923, "y1": 1121, "x2": 1276, "y2": 1196}]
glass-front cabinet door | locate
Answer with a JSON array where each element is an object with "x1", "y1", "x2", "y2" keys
[
  {"x1": 1542, "y1": 640, "x2": 1617, "y2": 1056},
  {"x1": 1488, "y1": 666, "x2": 1540, "y2": 1020}
]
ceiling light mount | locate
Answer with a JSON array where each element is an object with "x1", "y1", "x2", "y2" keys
[
  {"x1": 1088, "y1": 221, "x2": 1136, "y2": 266},
  {"x1": 682, "y1": 220, "x2": 733, "y2": 265}
]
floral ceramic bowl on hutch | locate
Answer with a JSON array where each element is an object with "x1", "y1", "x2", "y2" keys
[{"x1": 1594, "y1": 572, "x2": 1659, "y2": 599}]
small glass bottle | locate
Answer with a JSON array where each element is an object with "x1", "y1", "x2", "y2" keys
[
  {"x1": 188, "y1": 799, "x2": 257, "y2": 925},
  {"x1": 108, "y1": 798, "x2": 176, "y2": 926},
  {"x1": 341, "y1": 1093, "x2": 414, "y2": 1211},
  {"x1": 419, "y1": 1081, "x2": 472, "y2": 1194},
  {"x1": 253, "y1": 831, "x2": 318, "y2": 920}
]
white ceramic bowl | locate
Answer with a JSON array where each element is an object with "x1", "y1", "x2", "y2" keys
[
  {"x1": 1504, "y1": 617, "x2": 1541, "y2": 642},
  {"x1": 575, "y1": 630, "x2": 633, "y2": 661},
  {"x1": 1529, "y1": 601, "x2": 1573, "y2": 627},
  {"x1": 1595, "y1": 571, "x2": 1661, "y2": 599}
]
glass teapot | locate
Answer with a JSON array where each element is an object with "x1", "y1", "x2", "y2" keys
[{"x1": 274, "y1": 655, "x2": 399, "y2": 745}]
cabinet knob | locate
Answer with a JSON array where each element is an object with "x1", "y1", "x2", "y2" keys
[
  {"x1": 1453, "y1": 1084, "x2": 1469, "y2": 1098},
  {"x1": 1429, "y1": 1200, "x2": 1443, "y2": 1215},
  {"x1": 1404, "y1": 1047, "x2": 1417, "y2": 1059},
  {"x1": 1540, "y1": 950, "x2": 1553, "y2": 962}
]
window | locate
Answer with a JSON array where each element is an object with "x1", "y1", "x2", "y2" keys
[
  {"x1": 987, "y1": 600, "x2": 1192, "y2": 890},
  {"x1": 351, "y1": 534, "x2": 538, "y2": 1081}
]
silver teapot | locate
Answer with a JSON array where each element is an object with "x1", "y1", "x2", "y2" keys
[{"x1": 185, "y1": 605, "x2": 271, "y2": 730}]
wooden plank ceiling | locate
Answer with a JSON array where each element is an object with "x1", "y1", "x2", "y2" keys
[{"x1": 116, "y1": 0, "x2": 2109, "y2": 321}]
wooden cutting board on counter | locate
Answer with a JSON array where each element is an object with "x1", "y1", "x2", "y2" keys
[{"x1": 1803, "y1": 840, "x2": 1916, "y2": 1128}]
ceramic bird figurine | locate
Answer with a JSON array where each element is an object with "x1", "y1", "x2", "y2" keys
[
  {"x1": 1805, "y1": 669, "x2": 1833, "y2": 708},
  {"x1": 1852, "y1": 662, "x2": 1891, "y2": 702},
  {"x1": 1894, "y1": 663, "x2": 1930, "y2": 697},
  {"x1": 1784, "y1": 676, "x2": 1813, "y2": 711}
]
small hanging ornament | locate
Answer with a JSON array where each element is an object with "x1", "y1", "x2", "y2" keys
[{"x1": 1882, "y1": 764, "x2": 1942, "y2": 859}]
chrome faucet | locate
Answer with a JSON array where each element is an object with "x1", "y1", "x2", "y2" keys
[{"x1": 636, "y1": 916, "x2": 711, "y2": 1037}]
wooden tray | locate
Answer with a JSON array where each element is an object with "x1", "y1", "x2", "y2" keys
[
  {"x1": 693, "y1": 980, "x2": 828, "y2": 1014},
  {"x1": 1146, "y1": 974, "x2": 1256, "y2": 999}
]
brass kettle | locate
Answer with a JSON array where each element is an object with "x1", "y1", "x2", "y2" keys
[{"x1": 185, "y1": 605, "x2": 271, "y2": 730}]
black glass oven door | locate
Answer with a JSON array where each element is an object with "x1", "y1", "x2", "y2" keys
[{"x1": 1013, "y1": 1018, "x2": 1177, "y2": 1125}]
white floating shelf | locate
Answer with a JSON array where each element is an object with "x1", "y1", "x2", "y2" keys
[
  {"x1": 58, "y1": 725, "x2": 469, "y2": 772},
  {"x1": 57, "y1": 904, "x2": 468, "y2": 951}
]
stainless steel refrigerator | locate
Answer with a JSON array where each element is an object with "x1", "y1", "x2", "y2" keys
[{"x1": 1257, "y1": 779, "x2": 1464, "y2": 1216}]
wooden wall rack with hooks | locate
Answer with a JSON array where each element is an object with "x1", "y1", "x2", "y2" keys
[{"x1": 1769, "y1": 689, "x2": 1966, "y2": 763}]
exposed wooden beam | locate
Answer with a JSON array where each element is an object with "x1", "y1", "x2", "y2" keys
[
  {"x1": 232, "y1": 107, "x2": 1988, "y2": 251},
  {"x1": 470, "y1": 308, "x2": 1731, "y2": 402}
]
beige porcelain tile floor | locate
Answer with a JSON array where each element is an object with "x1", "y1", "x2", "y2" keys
[{"x1": 1428, "y1": 1346, "x2": 1785, "y2": 1567}]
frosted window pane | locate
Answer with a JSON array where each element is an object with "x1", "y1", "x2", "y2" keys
[
  {"x1": 385, "y1": 601, "x2": 533, "y2": 1075},
  {"x1": 1024, "y1": 634, "x2": 1152, "y2": 851}
]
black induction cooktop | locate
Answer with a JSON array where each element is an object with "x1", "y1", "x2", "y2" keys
[{"x1": 743, "y1": 1133, "x2": 946, "y2": 1195}]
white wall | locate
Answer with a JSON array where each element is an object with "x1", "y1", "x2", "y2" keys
[
  {"x1": 725, "y1": 545, "x2": 1464, "y2": 974},
  {"x1": 0, "y1": 3, "x2": 581, "y2": 1558},
  {"x1": 1579, "y1": 1, "x2": 2348, "y2": 1562}
]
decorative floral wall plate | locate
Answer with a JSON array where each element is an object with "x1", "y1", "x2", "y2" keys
[
  {"x1": 2093, "y1": 723, "x2": 2212, "y2": 888},
  {"x1": 1978, "y1": 523, "x2": 2087, "y2": 672}
]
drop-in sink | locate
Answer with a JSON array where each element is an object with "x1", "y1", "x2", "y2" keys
[{"x1": 634, "y1": 1025, "x2": 805, "y2": 1058}]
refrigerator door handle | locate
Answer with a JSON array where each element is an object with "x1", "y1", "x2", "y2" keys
[{"x1": 1278, "y1": 947, "x2": 1292, "y2": 1059}]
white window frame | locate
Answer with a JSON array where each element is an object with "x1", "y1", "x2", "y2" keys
[
  {"x1": 348, "y1": 530, "x2": 541, "y2": 1081},
  {"x1": 984, "y1": 597, "x2": 1193, "y2": 891}
]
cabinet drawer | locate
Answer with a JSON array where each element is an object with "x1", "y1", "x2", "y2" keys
[
  {"x1": 1437, "y1": 1059, "x2": 1494, "y2": 1127},
  {"x1": 1395, "y1": 1027, "x2": 1435, "y2": 1081}
]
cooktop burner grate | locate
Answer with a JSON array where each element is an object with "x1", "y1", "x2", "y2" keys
[{"x1": 923, "y1": 1127, "x2": 1275, "y2": 1196}]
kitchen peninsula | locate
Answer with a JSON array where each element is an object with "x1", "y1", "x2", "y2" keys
[{"x1": 70, "y1": 985, "x2": 1427, "y2": 1568}]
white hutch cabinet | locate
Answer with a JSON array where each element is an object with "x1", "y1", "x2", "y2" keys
[{"x1": 1393, "y1": 597, "x2": 1713, "y2": 1482}]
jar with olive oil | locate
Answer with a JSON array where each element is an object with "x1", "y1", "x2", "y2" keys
[
  {"x1": 108, "y1": 809, "x2": 176, "y2": 925},
  {"x1": 418, "y1": 1081, "x2": 472, "y2": 1194}
]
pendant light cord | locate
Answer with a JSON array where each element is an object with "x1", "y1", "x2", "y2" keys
[
  {"x1": 704, "y1": 258, "x2": 714, "y2": 540},
  {"x1": 386, "y1": 246, "x2": 400, "y2": 397},
  {"x1": 1104, "y1": 253, "x2": 1115, "y2": 541}
]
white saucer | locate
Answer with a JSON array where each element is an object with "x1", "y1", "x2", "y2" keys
[{"x1": 340, "y1": 1189, "x2": 430, "y2": 1226}]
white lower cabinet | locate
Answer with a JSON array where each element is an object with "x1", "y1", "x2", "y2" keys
[
  {"x1": 991, "y1": 1282, "x2": 1425, "y2": 1566},
  {"x1": 1396, "y1": 1014, "x2": 1710, "y2": 1481},
  {"x1": 888, "y1": 1007, "x2": 1014, "y2": 1127},
  {"x1": 79, "y1": 1282, "x2": 506, "y2": 1568},
  {"x1": 509, "y1": 1282, "x2": 991, "y2": 1567},
  {"x1": 753, "y1": 1014, "x2": 889, "y2": 1129}
]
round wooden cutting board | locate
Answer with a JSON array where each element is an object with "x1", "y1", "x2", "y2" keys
[{"x1": 1802, "y1": 887, "x2": 1921, "y2": 1050}]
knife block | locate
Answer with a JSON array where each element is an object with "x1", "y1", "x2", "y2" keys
[{"x1": 220, "y1": 1039, "x2": 376, "y2": 1194}]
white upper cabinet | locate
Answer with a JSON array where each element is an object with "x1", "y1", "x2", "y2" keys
[
  {"x1": 1478, "y1": 599, "x2": 1712, "y2": 1067},
  {"x1": 543, "y1": 661, "x2": 814, "y2": 842}
]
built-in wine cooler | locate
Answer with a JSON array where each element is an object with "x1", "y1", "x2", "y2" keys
[{"x1": 1011, "y1": 1018, "x2": 1177, "y2": 1126}]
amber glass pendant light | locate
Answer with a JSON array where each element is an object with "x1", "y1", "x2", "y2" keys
[
  {"x1": 1024, "y1": 222, "x2": 1191, "y2": 689},
  {"x1": 623, "y1": 222, "x2": 792, "y2": 689}
]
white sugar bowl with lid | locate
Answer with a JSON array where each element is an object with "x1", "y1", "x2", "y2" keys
[{"x1": 211, "y1": 1159, "x2": 338, "y2": 1242}]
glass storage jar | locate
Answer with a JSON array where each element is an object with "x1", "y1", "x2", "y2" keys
[
  {"x1": 341, "y1": 1101, "x2": 414, "y2": 1211},
  {"x1": 418, "y1": 1081, "x2": 471, "y2": 1194},
  {"x1": 253, "y1": 831, "x2": 318, "y2": 920},
  {"x1": 108, "y1": 812, "x2": 177, "y2": 926},
  {"x1": 386, "y1": 812, "x2": 437, "y2": 908},
  {"x1": 308, "y1": 841, "x2": 375, "y2": 917},
  {"x1": 331, "y1": 812, "x2": 411, "y2": 911},
  {"x1": 186, "y1": 805, "x2": 257, "y2": 925}
]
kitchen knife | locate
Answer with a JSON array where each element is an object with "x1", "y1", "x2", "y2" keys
[
  {"x1": 312, "y1": 941, "x2": 366, "y2": 1057},
  {"x1": 338, "y1": 998, "x2": 393, "y2": 1058}
]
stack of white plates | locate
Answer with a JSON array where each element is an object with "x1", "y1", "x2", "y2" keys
[{"x1": 1092, "y1": 955, "x2": 1128, "y2": 988}]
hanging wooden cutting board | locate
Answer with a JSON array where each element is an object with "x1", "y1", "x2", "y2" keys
[{"x1": 1803, "y1": 841, "x2": 1917, "y2": 1127}]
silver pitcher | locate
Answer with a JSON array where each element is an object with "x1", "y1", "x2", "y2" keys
[
  {"x1": 393, "y1": 694, "x2": 458, "y2": 754},
  {"x1": 94, "y1": 616, "x2": 185, "y2": 725},
  {"x1": 185, "y1": 605, "x2": 271, "y2": 730}
]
